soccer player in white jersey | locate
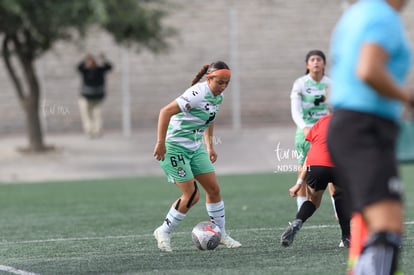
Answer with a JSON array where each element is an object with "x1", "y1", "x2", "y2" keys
[
  {"x1": 290, "y1": 50, "x2": 337, "y2": 212},
  {"x1": 153, "y1": 61, "x2": 241, "y2": 252}
]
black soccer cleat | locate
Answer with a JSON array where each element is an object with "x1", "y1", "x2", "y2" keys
[
  {"x1": 339, "y1": 236, "x2": 350, "y2": 248},
  {"x1": 280, "y1": 219, "x2": 303, "y2": 247}
]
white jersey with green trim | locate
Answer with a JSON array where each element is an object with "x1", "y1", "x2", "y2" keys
[
  {"x1": 167, "y1": 81, "x2": 223, "y2": 151},
  {"x1": 290, "y1": 74, "x2": 330, "y2": 129}
]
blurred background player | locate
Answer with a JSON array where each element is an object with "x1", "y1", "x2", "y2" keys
[
  {"x1": 328, "y1": 0, "x2": 413, "y2": 273},
  {"x1": 289, "y1": 50, "x2": 336, "y2": 215},
  {"x1": 280, "y1": 114, "x2": 351, "y2": 248},
  {"x1": 153, "y1": 61, "x2": 242, "y2": 252}
]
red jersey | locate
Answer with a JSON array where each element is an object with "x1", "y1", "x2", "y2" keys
[{"x1": 305, "y1": 115, "x2": 334, "y2": 167}]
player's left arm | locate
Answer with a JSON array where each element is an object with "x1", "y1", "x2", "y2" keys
[{"x1": 204, "y1": 123, "x2": 218, "y2": 163}]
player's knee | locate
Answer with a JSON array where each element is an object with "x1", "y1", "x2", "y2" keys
[
  {"x1": 312, "y1": 200, "x2": 321, "y2": 209},
  {"x1": 206, "y1": 184, "x2": 220, "y2": 197},
  {"x1": 309, "y1": 192, "x2": 322, "y2": 208}
]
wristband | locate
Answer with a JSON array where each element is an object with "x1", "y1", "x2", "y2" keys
[{"x1": 296, "y1": 178, "x2": 303, "y2": 185}]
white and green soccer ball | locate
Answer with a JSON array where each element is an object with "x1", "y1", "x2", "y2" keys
[{"x1": 191, "y1": 221, "x2": 221, "y2": 250}]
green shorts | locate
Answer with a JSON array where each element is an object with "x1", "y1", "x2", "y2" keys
[
  {"x1": 159, "y1": 142, "x2": 215, "y2": 184},
  {"x1": 295, "y1": 128, "x2": 310, "y2": 165}
]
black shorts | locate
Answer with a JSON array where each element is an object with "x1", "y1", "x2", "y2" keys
[
  {"x1": 327, "y1": 109, "x2": 403, "y2": 212},
  {"x1": 306, "y1": 166, "x2": 335, "y2": 192}
]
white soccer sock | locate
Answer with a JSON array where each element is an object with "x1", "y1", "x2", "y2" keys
[
  {"x1": 161, "y1": 207, "x2": 186, "y2": 234},
  {"x1": 296, "y1": 196, "x2": 307, "y2": 210},
  {"x1": 206, "y1": 201, "x2": 226, "y2": 235}
]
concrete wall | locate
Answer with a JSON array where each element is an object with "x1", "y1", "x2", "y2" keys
[{"x1": 1, "y1": 0, "x2": 414, "y2": 135}]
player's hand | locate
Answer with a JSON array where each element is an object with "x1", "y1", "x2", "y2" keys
[
  {"x1": 289, "y1": 184, "x2": 301, "y2": 197},
  {"x1": 208, "y1": 148, "x2": 218, "y2": 163},
  {"x1": 153, "y1": 142, "x2": 166, "y2": 161},
  {"x1": 303, "y1": 127, "x2": 310, "y2": 136}
]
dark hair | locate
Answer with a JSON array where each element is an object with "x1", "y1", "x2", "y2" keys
[
  {"x1": 191, "y1": 61, "x2": 230, "y2": 86},
  {"x1": 305, "y1": 50, "x2": 326, "y2": 74}
]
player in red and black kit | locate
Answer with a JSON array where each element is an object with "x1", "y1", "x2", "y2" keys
[{"x1": 280, "y1": 114, "x2": 351, "y2": 247}]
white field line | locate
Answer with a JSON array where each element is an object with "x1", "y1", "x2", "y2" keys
[
  {"x1": 1, "y1": 221, "x2": 413, "y2": 245},
  {"x1": 0, "y1": 265, "x2": 38, "y2": 275}
]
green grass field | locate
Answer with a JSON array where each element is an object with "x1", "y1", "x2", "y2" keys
[{"x1": 1, "y1": 165, "x2": 414, "y2": 275}]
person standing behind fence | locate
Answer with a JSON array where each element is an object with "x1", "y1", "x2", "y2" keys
[
  {"x1": 77, "y1": 53, "x2": 113, "y2": 138},
  {"x1": 328, "y1": 0, "x2": 412, "y2": 274}
]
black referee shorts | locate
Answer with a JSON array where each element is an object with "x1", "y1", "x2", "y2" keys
[
  {"x1": 327, "y1": 109, "x2": 403, "y2": 212},
  {"x1": 306, "y1": 166, "x2": 335, "y2": 192}
]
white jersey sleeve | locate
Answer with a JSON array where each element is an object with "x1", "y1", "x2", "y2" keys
[
  {"x1": 290, "y1": 77, "x2": 307, "y2": 130},
  {"x1": 176, "y1": 86, "x2": 205, "y2": 114}
]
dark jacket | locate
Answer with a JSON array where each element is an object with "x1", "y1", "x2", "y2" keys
[{"x1": 78, "y1": 61, "x2": 112, "y2": 100}]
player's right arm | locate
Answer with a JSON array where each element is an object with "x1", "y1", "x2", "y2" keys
[
  {"x1": 153, "y1": 101, "x2": 181, "y2": 161},
  {"x1": 289, "y1": 160, "x2": 308, "y2": 197},
  {"x1": 290, "y1": 79, "x2": 308, "y2": 132}
]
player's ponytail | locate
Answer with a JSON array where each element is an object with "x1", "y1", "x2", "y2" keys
[
  {"x1": 191, "y1": 61, "x2": 230, "y2": 86},
  {"x1": 191, "y1": 64, "x2": 210, "y2": 86}
]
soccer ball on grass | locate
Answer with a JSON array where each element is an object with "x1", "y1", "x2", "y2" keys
[{"x1": 191, "y1": 221, "x2": 221, "y2": 250}]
